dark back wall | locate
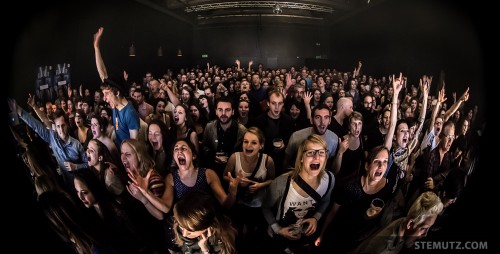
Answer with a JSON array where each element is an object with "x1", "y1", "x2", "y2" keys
[
  {"x1": 8, "y1": 0, "x2": 193, "y2": 102},
  {"x1": 193, "y1": 23, "x2": 329, "y2": 69}
]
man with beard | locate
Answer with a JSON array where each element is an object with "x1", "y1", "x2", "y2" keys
[
  {"x1": 202, "y1": 96, "x2": 246, "y2": 178},
  {"x1": 283, "y1": 104, "x2": 339, "y2": 170},
  {"x1": 252, "y1": 89, "x2": 293, "y2": 176},
  {"x1": 358, "y1": 94, "x2": 378, "y2": 140},
  {"x1": 354, "y1": 191, "x2": 443, "y2": 254}
]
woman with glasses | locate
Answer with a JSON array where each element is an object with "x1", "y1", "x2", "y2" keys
[{"x1": 262, "y1": 134, "x2": 334, "y2": 254}]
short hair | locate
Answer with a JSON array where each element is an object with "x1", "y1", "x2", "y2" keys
[
  {"x1": 267, "y1": 88, "x2": 284, "y2": 100},
  {"x1": 349, "y1": 111, "x2": 363, "y2": 124},
  {"x1": 313, "y1": 104, "x2": 331, "y2": 117},
  {"x1": 407, "y1": 191, "x2": 444, "y2": 228},
  {"x1": 439, "y1": 120, "x2": 455, "y2": 138},
  {"x1": 215, "y1": 96, "x2": 233, "y2": 109}
]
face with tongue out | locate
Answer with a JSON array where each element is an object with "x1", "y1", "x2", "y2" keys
[
  {"x1": 174, "y1": 140, "x2": 194, "y2": 169},
  {"x1": 366, "y1": 149, "x2": 389, "y2": 182}
]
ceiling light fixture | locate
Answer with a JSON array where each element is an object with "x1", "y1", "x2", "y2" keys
[
  {"x1": 177, "y1": 49, "x2": 183, "y2": 57},
  {"x1": 273, "y1": 3, "x2": 282, "y2": 14}
]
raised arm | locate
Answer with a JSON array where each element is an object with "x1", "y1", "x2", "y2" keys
[
  {"x1": 409, "y1": 76, "x2": 430, "y2": 153},
  {"x1": 27, "y1": 93, "x2": 52, "y2": 129},
  {"x1": 443, "y1": 87, "x2": 469, "y2": 121},
  {"x1": 383, "y1": 73, "x2": 404, "y2": 150},
  {"x1": 93, "y1": 27, "x2": 108, "y2": 82}
]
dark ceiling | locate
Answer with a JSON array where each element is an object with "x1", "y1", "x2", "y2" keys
[{"x1": 137, "y1": 0, "x2": 379, "y2": 26}]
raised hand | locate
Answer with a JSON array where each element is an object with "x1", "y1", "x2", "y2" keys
[
  {"x1": 438, "y1": 88, "x2": 447, "y2": 104},
  {"x1": 7, "y1": 98, "x2": 18, "y2": 114},
  {"x1": 93, "y1": 27, "x2": 104, "y2": 48},
  {"x1": 303, "y1": 91, "x2": 312, "y2": 105},
  {"x1": 27, "y1": 93, "x2": 36, "y2": 108},
  {"x1": 235, "y1": 59, "x2": 240, "y2": 66},
  {"x1": 123, "y1": 70, "x2": 129, "y2": 81},
  {"x1": 460, "y1": 87, "x2": 470, "y2": 102},
  {"x1": 392, "y1": 72, "x2": 404, "y2": 94},
  {"x1": 226, "y1": 171, "x2": 241, "y2": 194},
  {"x1": 198, "y1": 228, "x2": 212, "y2": 253}
]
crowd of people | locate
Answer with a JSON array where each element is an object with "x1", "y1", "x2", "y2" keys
[{"x1": 9, "y1": 27, "x2": 483, "y2": 254}]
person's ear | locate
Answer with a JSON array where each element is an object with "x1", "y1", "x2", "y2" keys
[
  {"x1": 406, "y1": 219, "x2": 415, "y2": 230},
  {"x1": 98, "y1": 156, "x2": 103, "y2": 162}
]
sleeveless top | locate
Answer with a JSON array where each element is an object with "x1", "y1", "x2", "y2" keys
[
  {"x1": 173, "y1": 167, "x2": 210, "y2": 201},
  {"x1": 234, "y1": 152, "x2": 269, "y2": 207}
]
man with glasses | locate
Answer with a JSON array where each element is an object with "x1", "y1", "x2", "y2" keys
[{"x1": 284, "y1": 105, "x2": 339, "y2": 170}]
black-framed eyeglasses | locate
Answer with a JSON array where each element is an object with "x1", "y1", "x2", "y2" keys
[{"x1": 304, "y1": 149, "x2": 327, "y2": 157}]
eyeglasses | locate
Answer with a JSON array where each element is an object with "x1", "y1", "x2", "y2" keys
[{"x1": 304, "y1": 149, "x2": 327, "y2": 157}]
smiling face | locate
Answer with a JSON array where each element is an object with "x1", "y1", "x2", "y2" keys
[
  {"x1": 242, "y1": 132, "x2": 262, "y2": 157},
  {"x1": 365, "y1": 149, "x2": 389, "y2": 182},
  {"x1": 173, "y1": 140, "x2": 194, "y2": 170}
]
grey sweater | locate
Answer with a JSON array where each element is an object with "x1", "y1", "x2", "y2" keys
[{"x1": 262, "y1": 171, "x2": 335, "y2": 234}]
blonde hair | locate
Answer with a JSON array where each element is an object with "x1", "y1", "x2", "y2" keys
[
  {"x1": 121, "y1": 139, "x2": 155, "y2": 177},
  {"x1": 407, "y1": 191, "x2": 444, "y2": 228},
  {"x1": 292, "y1": 134, "x2": 327, "y2": 180}
]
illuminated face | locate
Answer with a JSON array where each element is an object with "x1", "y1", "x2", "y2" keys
[
  {"x1": 382, "y1": 111, "x2": 391, "y2": 130},
  {"x1": 238, "y1": 101, "x2": 249, "y2": 118},
  {"x1": 365, "y1": 149, "x2": 389, "y2": 182},
  {"x1": 242, "y1": 132, "x2": 262, "y2": 157},
  {"x1": 174, "y1": 105, "x2": 187, "y2": 126},
  {"x1": 395, "y1": 122, "x2": 410, "y2": 148},
  {"x1": 90, "y1": 118, "x2": 102, "y2": 138},
  {"x1": 363, "y1": 96, "x2": 373, "y2": 110},
  {"x1": 74, "y1": 112, "x2": 84, "y2": 127},
  {"x1": 148, "y1": 124, "x2": 163, "y2": 151},
  {"x1": 240, "y1": 81, "x2": 250, "y2": 92},
  {"x1": 102, "y1": 89, "x2": 118, "y2": 108},
  {"x1": 440, "y1": 125, "x2": 455, "y2": 152},
  {"x1": 312, "y1": 109, "x2": 331, "y2": 135},
  {"x1": 120, "y1": 142, "x2": 138, "y2": 173},
  {"x1": 302, "y1": 142, "x2": 327, "y2": 177},
  {"x1": 434, "y1": 117, "x2": 444, "y2": 136},
  {"x1": 86, "y1": 140, "x2": 100, "y2": 167},
  {"x1": 404, "y1": 215, "x2": 438, "y2": 248},
  {"x1": 461, "y1": 120, "x2": 469, "y2": 135},
  {"x1": 216, "y1": 101, "x2": 233, "y2": 124},
  {"x1": 54, "y1": 116, "x2": 68, "y2": 141},
  {"x1": 267, "y1": 93, "x2": 284, "y2": 119},
  {"x1": 173, "y1": 140, "x2": 194, "y2": 169},
  {"x1": 181, "y1": 89, "x2": 190, "y2": 103},
  {"x1": 74, "y1": 178, "x2": 96, "y2": 208},
  {"x1": 349, "y1": 118, "x2": 362, "y2": 138}
]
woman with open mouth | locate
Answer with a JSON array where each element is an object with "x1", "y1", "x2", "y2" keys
[
  {"x1": 222, "y1": 127, "x2": 275, "y2": 249},
  {"x1": 262, "y1": 134, "x2": 334, "y2": 254},
  {"x1": 315, "y1": 145, "x2": 392, "y2": 253}
]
